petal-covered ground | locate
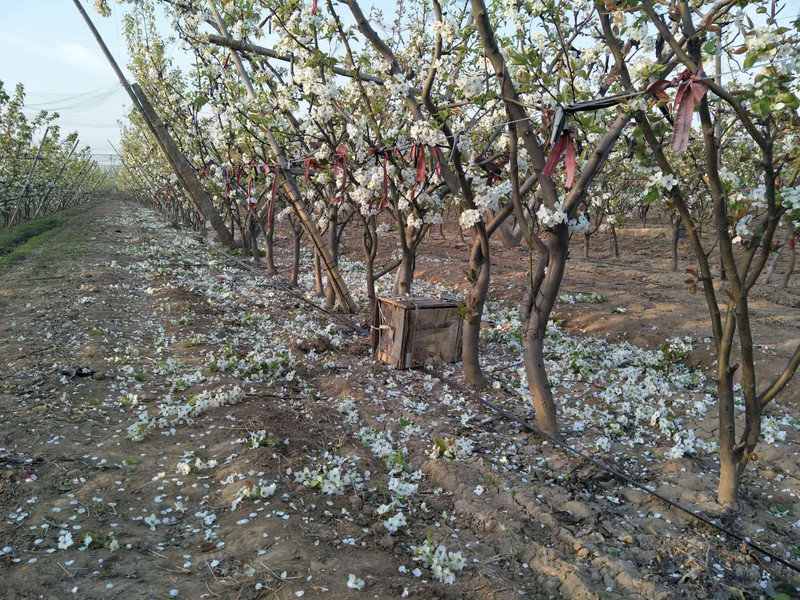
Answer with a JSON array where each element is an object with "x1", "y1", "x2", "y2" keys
[{"x1": 0, "y1": 199, "x2": 798, "y2": 599}]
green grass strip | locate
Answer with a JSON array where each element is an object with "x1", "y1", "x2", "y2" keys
[{"x1": 0, "y1": 216, "x2": 62, "y2": 256}]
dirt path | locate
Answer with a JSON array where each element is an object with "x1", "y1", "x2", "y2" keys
[{"x1": 1, "y1": 199, "x2": 798, "y2": 599}]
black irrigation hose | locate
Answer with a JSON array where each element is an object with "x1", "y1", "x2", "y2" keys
[
  {"x1": 194, "y1": 236, "x2": 799, "y2": 574},
  {"x1": 203, "y1": 243, "x2": 369, "y2": 336},
  {"x1": 424, "y1": 368, "x2": 800, "y2": 575}
]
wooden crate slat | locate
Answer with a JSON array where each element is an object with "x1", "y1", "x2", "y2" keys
[{"x1": 373, "y1": 296, "x2": 462, "y2": 369}]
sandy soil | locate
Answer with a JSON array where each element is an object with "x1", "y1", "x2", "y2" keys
[{"x1": 0, "y1": 198, "x2": 797, "y2": 600}]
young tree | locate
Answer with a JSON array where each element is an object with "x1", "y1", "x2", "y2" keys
[{"x1": 600, "y1": 0, "x2": 800, "y2": 504}]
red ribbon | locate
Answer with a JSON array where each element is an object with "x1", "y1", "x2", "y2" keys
[
  {"x1": 408, "y1": 143, "x2": 427, "y2": 203},
  {"x1": 312, "y1": 0, "x2": 318, "y2": 15},
  {"x1": 483, "y1": 153, "x2": 509, "y2": 186},
  {"x1": 332, "y1": 145, "x2": 348, "y2": 205},
  {"x1": 304, "y1": 156, "x2": 325, "y2": 182},
  {"x1": 542, "y1": 130, "x2": 576, "y2": 189},
  {"x1": 670, "y1": 65, "x2": 709, "y2": 152},
  {"x1": 369, "y1": 147, "x2": 393, "y2": 210},
  {"x1": 430, "y1": 146, "x2": 443, "y2": 180}
]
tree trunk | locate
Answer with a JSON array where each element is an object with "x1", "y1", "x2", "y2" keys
[
  {"x1": 610, "y1": 227, "x2": 619, "y2": 258},
  {"x1": 521, "y1": 228, "x2": 569, "y2": 437},
  {"x1": 263, "y1": 220, "x2": 277, "y2": 275},
  {"x1": 362, "y1": 218, "x2": 378, "y2": 312},
  {"x1": 462, "y1": 229, "x2": 491, "y2": 388},
  {"x1": 313, "y1": 246, "x2": 325, "y2": 297},
  {"x1": 393, "y1": 248, "x2": 415, "y2": 295},
  {"x1": 291, "y1": 225, "x2": 302, "y2": 288},
  {"x1": 325, "y1": 207, "x2": 339, "y2": 310},
  {"x1": 497, "y1": 220, "x2": 522, "y2": 249},
  {"x1": 670, "y1": 218, "x2": 681, "y2": 272},
  {"x1": 782, "y1": 239, "x2": 795, "y2": 288},
  {"x1": 764, "y1": 230, "x2": 788, "y2": 283},
  {"x1": 583, "y1": 232, "x2": 590, "y2": 259},
  {"x1": 248, "y1": 213, "x2": 260, "y2": 264},
  {"x1": 717, "y1": 308, "x2": 739, "y2": 505}
]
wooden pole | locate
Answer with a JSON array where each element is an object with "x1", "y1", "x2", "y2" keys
[
  {"x1": 10, "y1": 126, "x2": 50, "y2": 225},
  {"x1": 64, "y1": 162, "x2": 94, "y2": 207},
  {"x1": 70, "y1": 0, "x2": 235, "y2": 247},
  {"x1": 34, "y1": 138, "x2": 80, "y2": 219},
  {"x1": 129, "y1": 83, "x2": 237, "y2": 243},
  {"x1": 80, "y1": 173, "x2": 105, "y2": 201},
  {"x1": 206, "y1": 1, "x2": 358, "y2": 314},
  {"x1": 110, "y1": 141, "x2": 170, "y2": 213}
]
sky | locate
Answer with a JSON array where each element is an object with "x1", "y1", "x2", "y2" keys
[{"x1": 0, "y1": 0, "x2": 176, "y2": 166}]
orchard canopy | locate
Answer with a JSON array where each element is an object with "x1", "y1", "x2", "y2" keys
[{"x1": 0, "y1": 81, "x2": 108, "y2": 226}]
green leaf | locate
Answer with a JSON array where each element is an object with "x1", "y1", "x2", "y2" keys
[
  {"x1": 743, "y1": 51, "x2": 760, "y2": 69},
  {"x1": 775, "y1": 92, "x2": 800, "y2": 110},
  {"x1": 643, "y1": 187, "x2": 660, "y2": 203},
  {"x1": 192, "y1": 96, "x2": 208, "y2": 111}
]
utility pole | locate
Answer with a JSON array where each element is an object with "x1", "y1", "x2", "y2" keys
[{"x1": 71, "y1": 0, "x2": 235, "y2": 248}]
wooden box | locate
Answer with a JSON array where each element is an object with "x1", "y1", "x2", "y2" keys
[{"x1": 372, "y1": 296, "x2": 463, "y2": 369}]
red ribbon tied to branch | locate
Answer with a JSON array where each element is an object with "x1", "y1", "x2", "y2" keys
[
  {"x1": 669, "y1": 66, "x2": 709, "y2": 153},
  {"x1": 304, "y1": 156, "x2": 325, "y2": 182},
  {"x1": 369, "y1": 147, "x2": 393, "y2": 210},
  {"x1": 482, "y1": 152, "x2": 510, "y2": 186},
  {"x1": 542, "y1": 129, "x2": 577, "y2": 189},
  {"x1": 430, "y1": 146, "x2": 443, "y2": 181},
  {"x1": 542, "y1": 106, "x2": 576, "y2": 189},
  {"x1": 408, "y1": 142, "x2": 428, "y2": 203},
  {"x1": 332, "y1": 145, "x2": 348, "y2": 205}
]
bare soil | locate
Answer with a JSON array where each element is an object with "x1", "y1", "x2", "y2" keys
[{"x1": 0, "y1": 199, "x2": 798, "y2": 600}]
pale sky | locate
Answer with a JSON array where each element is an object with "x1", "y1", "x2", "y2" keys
[{"x1": 0, "y1": 0, "x2": 178, "y2": 165}]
